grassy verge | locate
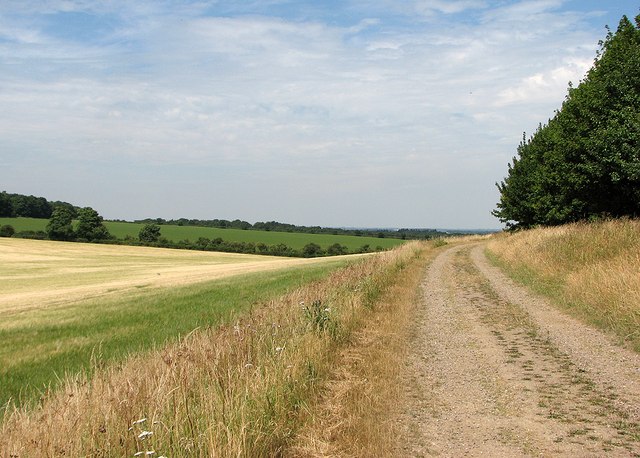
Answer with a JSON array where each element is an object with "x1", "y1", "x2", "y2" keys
[
  {"x1": 486, "y1": 219, "x2": 640, "y2": 352},
  {"x1": 1, "y1": 242, "x2": 425, "y2": 457},
  {"x1": 1, "y1": 260, "x2": 347, "y2": 410},
  {"x1": 288, "y1": 241, "x2": 437, "y2": 456}
]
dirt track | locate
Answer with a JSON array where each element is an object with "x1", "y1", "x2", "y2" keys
[{"x1": 398, "y1": 243, "x2": 640, "y2": 457}]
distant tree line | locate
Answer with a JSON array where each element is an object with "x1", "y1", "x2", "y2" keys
[
  {"x1": 134, "y1": 217, "x2": 446, "y2": 240},
  {"x1": 0, "y1": 191, "x2": 78, "y2": 219},
  {"x1": 494, "y1": 15, "x2": 640, "y2": 229},
  {"x1": 1, "y1": 191, "x2": 451, "y2": 256},
  {"x1": 0, "y1": 204, "x2": 382, "y2": 257},
  {"x1": 2, "y1": 191, "x2": 450, "y2": 241},
  {"x1": 129, "y1": 223, "x2": 379, "y2": 257}
]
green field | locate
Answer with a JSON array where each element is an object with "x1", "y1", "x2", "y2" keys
[
  {"x1": 0, "y1": 238, "x2": 351, "y2": 408},
  {"x1": 0, "y1": 217, "x2": 404, "y2": 251}
]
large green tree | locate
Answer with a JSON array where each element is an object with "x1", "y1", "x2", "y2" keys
[
  {"x1": 494, "y1": 14, "x2": 640, "y2": 228},
  {"x1": 75, "y1": 207, "x2": 112, "y2": 241},
  {"x1": 139, "y1": 223, "x2": 161, "y2": 243},
  {"x1": 46, "y1": 207, "x2": 75, "y2": 241}
]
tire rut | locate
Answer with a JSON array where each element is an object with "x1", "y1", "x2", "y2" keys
[{"x1": 397, "y1": 243, "x2": 640, "y2": 457}]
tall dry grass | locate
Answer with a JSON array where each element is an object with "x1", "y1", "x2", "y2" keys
[
  {"x1": 487, "y1": 219, "x2": 640, "y2": 352},
  {"x1": 1, "y1": 242, "x2": 426, "y2": 457},
  {"x1": 288, "y1": 241, "x2": 435, "y2": 457}
]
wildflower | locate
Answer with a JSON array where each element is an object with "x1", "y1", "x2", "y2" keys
[
  {"x1": 244, "y1": 363, "x2": 254, "y2": 368},
  {"x1": 275, "y1": 346, "x2": 284, "y2": 353},
  {"x1": 138, "y1": 431, "x2": 153, "y2": 440},
  {"x1": 132, "y1": 418, "x2": 147, "y2": 425}
]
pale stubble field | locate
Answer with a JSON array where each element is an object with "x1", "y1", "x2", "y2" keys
[
  {"x1": 0, "y1": 238, "x2": 351, "y2": 407},
  {"x1": 1, "y1": 238, "x2": 342, "y2": 314}
]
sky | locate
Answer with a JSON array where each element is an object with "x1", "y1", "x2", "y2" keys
[{"x1": 1, "y1": 1, "x2": 638, "y2": 229}]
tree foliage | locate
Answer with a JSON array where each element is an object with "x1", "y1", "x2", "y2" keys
[
  {"x1": 326, "y1": 243, "x2": 348, "y2": 256},
  {"x1": 75, "y1": 207, "x2": 112, "y2": 241},
  {"x1": 46, "y1": 207, "x2": 75, "y2": 241},
  {"x1": 134, "y1": 217, "x2": 448, "y2": 240},
  {"x1": 0, "y1": 192, "x2": 12, "y2": 217},
  {"x1": 139, "y1": 223, "x2": 162, "y2": 243},
  {"x1": 302, "y1": 243, "x2": 324, "y2": 257},
  {"x1": 0, "y1": 191, "x2": 78, "y2": 218},
  {"x1": 494, "y1": 14, "x2": 640, "y2": 228},
  {"x1": 0, "y1": 225, "x2": 15, "y2": 237}
]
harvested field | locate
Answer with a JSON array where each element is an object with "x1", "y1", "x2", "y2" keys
[
  {"x1": 0, "y1": 237, "x2": 349, "y2": 316},
  {"x1": 0, "y1": 238, "x2": 353, "y2": 408}
]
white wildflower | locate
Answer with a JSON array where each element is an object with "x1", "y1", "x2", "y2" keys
[
  {"x1": 275, "y1": 346, "x2": 284, "y2": 353},
  {"x1": 138, "y1": 430, "x2": 153, "y2": 440},
  {"x1": 132, "y1": 418, "x2": 147, "y2": 425}
]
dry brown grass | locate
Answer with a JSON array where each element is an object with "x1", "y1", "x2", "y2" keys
[
  {"x1": 1, "y1": 242, "x2": 426, "y2": 457},
  {"x1": 287, "y1": 242, "x2": 436, "y2": 457},
  {"x1": 487, "y1": 219, "x2": 640, "y2": 352}
]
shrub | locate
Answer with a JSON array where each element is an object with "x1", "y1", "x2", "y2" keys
[{"x1": 0, "y1": 224, "x2": 15, "y2": 237}]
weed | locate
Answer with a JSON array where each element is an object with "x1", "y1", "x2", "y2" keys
[
  {"x1": 302, "y1": 300, "x2": 333, "y2": 333},
  {"x1": 432, "y1": 237, "x2": 448, "y2": 247}
]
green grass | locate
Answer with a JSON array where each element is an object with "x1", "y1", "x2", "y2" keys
[
  {"x1": 0, "y1": 217, "x2": 404, "y2": 251},
  {"x1": 0, "y1": 259, "x2": 348, "y2": 409},
  {"x1": 0, "y1": 217, "x2": 47, "y2": 232}
]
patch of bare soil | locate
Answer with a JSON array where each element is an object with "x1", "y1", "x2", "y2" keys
[{"x1": 397, "y1": 243, "x2": 640, "y2": 457}]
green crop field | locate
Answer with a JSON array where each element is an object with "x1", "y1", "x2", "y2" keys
[
  {"x1": 0, "y1": 217, "x2": 405, "y2": 251},
  {"x1": 0, "y1": 238, "x2": 352, "y2": 408},
  {"x1": 0, "y1": 217, "x2": 47, "y2": 232}
]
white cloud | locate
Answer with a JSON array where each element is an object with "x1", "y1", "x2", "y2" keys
[
  {"x1": 0, "y1": 0, "x2": 627, "y2": 227},
  {"x1": 496, "y1": 57, "x2": 593, "y2": 106},
  {"x1": 415, "y1": 0, "x2": 487, "y2": 16},
  {"x1": 481, "y1": 0, "x2": 565, "y2": 22}
]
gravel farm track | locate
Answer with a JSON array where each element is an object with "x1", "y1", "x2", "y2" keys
[{"x1": 398, "y1": 242, "x2": 640, "y2": 457}]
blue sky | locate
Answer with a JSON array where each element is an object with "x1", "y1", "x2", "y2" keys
[{"x1": 1, "y1": 1, "x2": 638, "y2": 228}]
